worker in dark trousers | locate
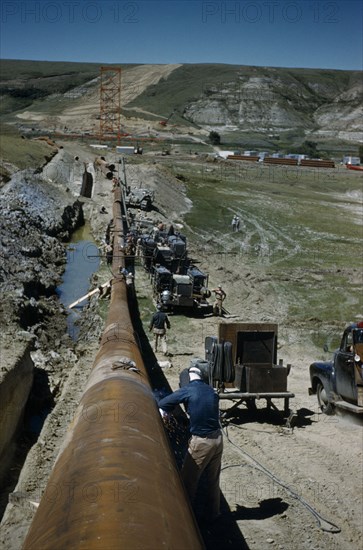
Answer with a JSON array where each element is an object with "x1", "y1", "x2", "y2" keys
[
  {"x1": 158, "y1": 366, "x2": 223, "y2": 523},
  {"x1": 149, "y1": 304, "x2": 171, "y2": 355}
]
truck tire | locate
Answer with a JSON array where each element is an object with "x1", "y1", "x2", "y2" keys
[{"x1": 317, "y1": 381, "x2": 335, "y2": 415}]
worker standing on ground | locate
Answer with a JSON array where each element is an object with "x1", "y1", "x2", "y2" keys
[
  {"x1": 212, "y1": 285, "x2": 226, "y2": 316},
  {"x1": 231, "y1": 214, "x2": 241, "y2": 232},
  {"x1": 231, "y1": 214, "x2": 237, "y2": 232},
  {"x1": 158, "y1": 365, "x2": 223, "y2": 523},
  {"x1": 149, "y1": 304, "x2": 171, "y2": 355}
]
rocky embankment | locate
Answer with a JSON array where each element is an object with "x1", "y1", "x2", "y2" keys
[
  {"x1": 0, "y1": 163, "x2": 84, "y2": 492},
  {"x1": 1, "y1": 146, "x2": 362, "y2": 550}
]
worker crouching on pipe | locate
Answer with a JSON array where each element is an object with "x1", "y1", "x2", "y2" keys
[{"x1": 158, "y1": 365, "x2": 223, "y2": 523}]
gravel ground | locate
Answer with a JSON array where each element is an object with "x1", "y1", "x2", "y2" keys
[{"x1": 0, "y1": 145, "x2": 362, "y2": 550}]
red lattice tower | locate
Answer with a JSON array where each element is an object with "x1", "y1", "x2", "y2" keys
[{"x1": 99, "y1": 66, "x2": 121, "y2": 142}]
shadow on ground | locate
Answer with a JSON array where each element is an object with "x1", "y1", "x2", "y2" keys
[
  {"x1": 128, "y1": 289, "x2": 249, "y2": 549},
  {"x1": 198, "y1": 497, "x2": 288, "y2": 549},
  {"x1": 221, "y1": 403, "x2": 316, "y2": 429}
]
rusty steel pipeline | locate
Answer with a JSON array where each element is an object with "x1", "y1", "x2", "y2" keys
[
  {"x1": 23, "y1": 187, "x2": 204, "y2": 549},
  {"x1": 94, "y1": 156, "x2": 114, "y2": 180}
]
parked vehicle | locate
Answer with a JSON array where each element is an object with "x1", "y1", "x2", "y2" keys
[
  {"x1": 309, "y1": 321, "x2": 363, "y2": 415},
  {"x1": 206, "y1": 322, "x2": 294, "y2": 415},
  {"x1": 125, "y1": 188, "x2": 154, "y2": 211},
  {"x1": 152, "y1": 264, "x2": 210, "y2": 312}
]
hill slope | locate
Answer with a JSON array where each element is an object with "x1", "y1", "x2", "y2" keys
[
  {"x1": 0, "y1": 60, "x2": 362, "y2": 146},
  {"x1": 126, "y1": 64, "x2": 362, "y2": 142}
]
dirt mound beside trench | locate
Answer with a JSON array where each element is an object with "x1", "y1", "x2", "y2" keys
[{"x1": 0, "y1": 150, "x2": 362, "y2": 550}]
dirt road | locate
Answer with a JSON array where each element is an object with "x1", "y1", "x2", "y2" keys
[{"x1": 125, "y1": 160, "x2": 362, "y2": 550}]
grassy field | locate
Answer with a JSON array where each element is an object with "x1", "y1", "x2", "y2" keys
[
  {"x1": 165, "y1": 158, "x2": 362, "y2": 341},
  {"x1": 1, "y1": 60, "x2": 361, "y2": 160},
  {"x1": 0, "y1": 60, "x2": 140, "y2": 116},
  {"x1": 126, "y1": 64, "x2": 357, "y2": 118},
  {"x1": 0, "y1": 125, "x2": 57, "y2": 183}
]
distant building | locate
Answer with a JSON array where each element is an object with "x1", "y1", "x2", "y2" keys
[
  {"x1": 216, "y1": 150, "x2": 240, "y2": 159},
  {"x1": 116, "y1": 146, "x2": 138, "y2": 155},
  {"x1": 343, "y1": 156, "x2": 360, "y2": 165},
  {"x1": 286, "y1": 153, "x2": 308, "y2": 161},
  {"x1": 258, "y1": 151, "x2": 269, "y2": 162}
]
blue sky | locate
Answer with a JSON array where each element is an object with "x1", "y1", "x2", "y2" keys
[{"x1": 0, "y1": 0, "x2": 362, "y2": 70}]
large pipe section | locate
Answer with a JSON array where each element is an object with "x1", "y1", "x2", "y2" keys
[
  {"x1": 94, "y1": 156, "x2": 115, "y2": 180},
  {"x1": 23, "y1": 187, "x2": 203, "y2": 549}
]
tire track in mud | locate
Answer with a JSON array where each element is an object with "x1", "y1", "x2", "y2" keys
[
  {"x1": 184, "y1": 207, "x2": 300, "y2": 267},
  {"x1": 229, "y1": 206, "x2": 301, "y2": 266},
  {"x1": 124, "y1": 161, "x2": 362, "y2": 550}
]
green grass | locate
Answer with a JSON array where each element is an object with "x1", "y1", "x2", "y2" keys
[
  {"x1": 0, "y1": 125, "x2": 56, "y2": 182},
  {"x1": 1, "y1": 60, "x2": 361, "y2": 158},
  {"x1": 163, "y1": 158, "x2": 362, "y2": 326},
  {"x1": 0, "y1": 59, "x2": 140, "y2": 116},
  {"x1": 0, "y1": 59, "x2": 101, "y2": 80},
  {"x1": 126, "y1": 63, "x2": 360, "y2": 124}
]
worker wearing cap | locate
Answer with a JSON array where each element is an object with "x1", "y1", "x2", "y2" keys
[
  {"x1": 212, "y1": 284, "x2": 226, "y2": 316},
  {"x1": 149, "y1": 304, "x2": 171, "y2": 354},
  {"x1": 158, "y1": 366, "x2": 223, "y2": 522}
]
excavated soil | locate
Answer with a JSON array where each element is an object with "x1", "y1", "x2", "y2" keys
[{"x1": 0, "y1": 144, "x2": 362, "y2": 550}]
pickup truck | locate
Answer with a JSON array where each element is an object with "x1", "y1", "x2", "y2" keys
[{"x1": 309, "y1": 321, "x2": 363, "y2": 415}]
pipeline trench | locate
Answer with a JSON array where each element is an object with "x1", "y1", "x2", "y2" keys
[
  {"x1": 21, "y1": 181, "x2": 204, "y2": 549},
  {"x1": 1, "y1": 149, "x2": 362, "y2": 550}
]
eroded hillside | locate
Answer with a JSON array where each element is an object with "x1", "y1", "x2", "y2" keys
[{"x1": 1, "y1": 60, "x2": 362, "y2": 147}]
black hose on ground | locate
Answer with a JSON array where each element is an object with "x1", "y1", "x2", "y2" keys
[{"x1": 222, "y1": 424, "x2": 341, "y2": 533}]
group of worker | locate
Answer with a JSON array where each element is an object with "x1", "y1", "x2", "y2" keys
[
  {"x1": 149, "y1": 299, "x2": 223, "y2": 521},
  {"x1": 103, "y1": 213, "x2": 226, "y2": 524},
  {"x1": 149, "y1": 283, "x2": 226, "y2": 354},
  {"x1": 147, "y1": 285, "x2": 227, "y2": 524},
  {"x1": 148, "y1": 323, "x2": 224, "y2": 522},
  {"x1": 119, "y1": 266, "x2": 133, "y2": 282}
]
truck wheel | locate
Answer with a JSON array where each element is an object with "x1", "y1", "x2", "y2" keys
[{"x1": 316, "y1": 382, "x2": 335, "y2": 415}]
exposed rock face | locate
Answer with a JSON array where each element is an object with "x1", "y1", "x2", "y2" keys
[
  {"x1": 181, "y1": 69, "x2": 362, "y2": 139},
  {"x1": 0, "y1": 170, "x2": 84, "y2": 296},
  {"x1": 0, "y1": 159, "x2": 85, "y2": 488},
  {"x1": 0, "y1": 168, "x2": 84, "y2": 361},
  {"x1": 2, "y1": 61, "x2": 361, "y2": 145},
  {"x1": 0, "y1": 343, "x2": 34, "y2": 487}
]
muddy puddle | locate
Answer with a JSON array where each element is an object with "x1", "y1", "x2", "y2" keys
[{"x1": 56, "y1": 223, "x2": 100, "y2": 340}]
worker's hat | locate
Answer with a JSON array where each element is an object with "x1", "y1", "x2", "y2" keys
[{"x1": 188, "y1": 367, "x2": 202, "y2": 380}]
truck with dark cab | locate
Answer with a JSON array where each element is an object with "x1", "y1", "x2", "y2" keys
[{"x1": 309, "y1": 321, "x2": 363, "y2": 415}]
